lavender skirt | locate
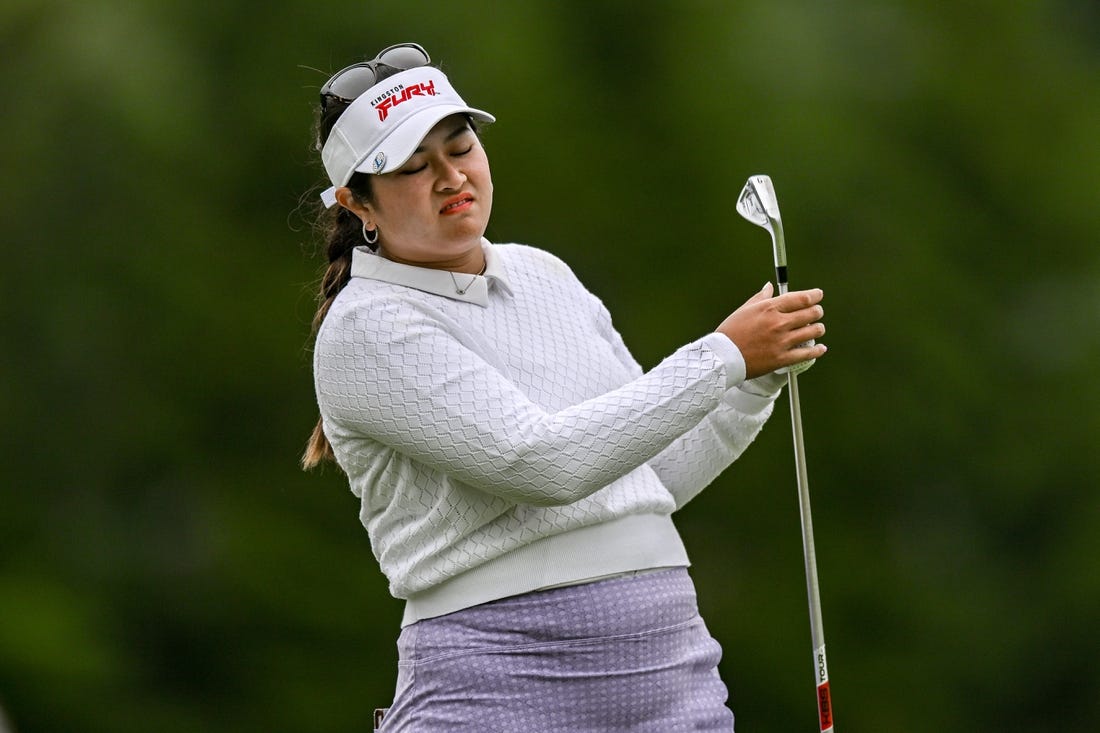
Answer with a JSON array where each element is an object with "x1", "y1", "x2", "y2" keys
[{"x1": 376, "y1": 568, "x2": 735, "y2": 732}]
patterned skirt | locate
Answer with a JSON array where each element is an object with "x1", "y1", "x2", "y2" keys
[{"x1": 376, "y1": 567, "x2": 735, "y2": 732}]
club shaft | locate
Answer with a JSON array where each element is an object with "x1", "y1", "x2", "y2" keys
[
  {"x1": 778, "y1": 280, "x2": 834, "y2": 732},
  {"x1": 786, "y1": 372, "x2": 825, "y2": 646}
]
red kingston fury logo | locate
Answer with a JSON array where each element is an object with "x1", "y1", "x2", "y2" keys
[{"x1": 373, "y1": 81, "x2": 437, "y2": 121}]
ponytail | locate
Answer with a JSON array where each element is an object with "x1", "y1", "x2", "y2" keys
[
  {"x1": 301, "y1": 178, "x2": 373, "y2": 470},
  {"x1": 301, "y1": 60, "x2": 407, "y2": 470}
]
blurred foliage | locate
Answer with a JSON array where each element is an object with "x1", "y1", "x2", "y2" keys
[{"x1": 2, "y1": 0, "x2": 1099, "y2": 731}]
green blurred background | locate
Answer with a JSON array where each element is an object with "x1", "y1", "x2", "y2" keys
[{"x1": 2, "y1": 0, "x2": 1098, "y2": 730}]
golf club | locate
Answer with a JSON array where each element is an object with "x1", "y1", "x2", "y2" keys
[{"x1": 736, "y1": 174, "x2": 834, "y2": 733}]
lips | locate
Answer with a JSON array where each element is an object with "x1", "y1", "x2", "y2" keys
[{"x1": 439, "y1": 193, "x2": 474, "y2": 215}]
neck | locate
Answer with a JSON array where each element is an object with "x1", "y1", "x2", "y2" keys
[{"x1": 378, "y1": 242, "x2": 486, "y2": 275}]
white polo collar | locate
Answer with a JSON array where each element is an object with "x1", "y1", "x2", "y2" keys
[{"x1": 349, "y1": 239, "x2": 513, "y2": 307}]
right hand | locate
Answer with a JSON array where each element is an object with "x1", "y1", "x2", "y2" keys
[{"x1": 716, "y1": 282, "x2": 827, "y2": 379}]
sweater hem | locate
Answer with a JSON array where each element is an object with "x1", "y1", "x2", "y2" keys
[{"x1": 400, "y1": 513, "x2": 689, "y2": 626}]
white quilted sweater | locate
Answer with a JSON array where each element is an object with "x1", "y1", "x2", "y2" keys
[{"x1": 313, "y1": 241, "x2": 780, "y2": 621}]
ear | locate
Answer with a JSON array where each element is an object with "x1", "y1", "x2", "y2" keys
[{"x1": 334, "y1": 186, "x2": 372, "y2": 224}]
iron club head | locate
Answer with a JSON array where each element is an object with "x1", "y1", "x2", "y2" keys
[{"x1": 737, "y1": 174, "x2": 787, "y2": 272}]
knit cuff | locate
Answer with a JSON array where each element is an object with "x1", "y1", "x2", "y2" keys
[
  {"x1": 724, "y1": 371, "x2": 785, "y2": 414},
  {"x1": 741, "y1": 371, "x2": 787, "y2": 397},
  {"x1": 701, "y1": 332, "x2": 746, "y2": 389}
]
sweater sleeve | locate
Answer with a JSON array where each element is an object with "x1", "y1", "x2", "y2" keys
[
  {"x1": 587, "y1": 289, "x2": 780, "y2": 508},
  {"x1": 646, "y1": 390, "x2": 776, "y2": 508},
  {"x1": 314, "y1": 295, "x2": 737, "y2": 507}
]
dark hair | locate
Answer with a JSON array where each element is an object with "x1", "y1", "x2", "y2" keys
[
  {"x1": 301, "y1": 59, "x2": 483, "y2": 470},
  {"x1": 301, "y1": 66, "x2": 395, "y2": 470}
]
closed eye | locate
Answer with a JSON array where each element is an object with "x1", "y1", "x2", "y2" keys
[{"x1": 398, "y1": 139, "x2": 474, "y2": 174}]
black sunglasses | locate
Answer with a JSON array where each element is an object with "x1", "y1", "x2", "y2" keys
[{"x1": 319, "y1": 43, "x2": 431, "y2": 112}]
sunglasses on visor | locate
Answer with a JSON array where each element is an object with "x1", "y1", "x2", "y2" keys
[{"x1": 319, "y1": 43, "x2": 431, "y2": 113}]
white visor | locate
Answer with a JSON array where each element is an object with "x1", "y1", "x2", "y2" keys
[{"x1": 319, "y1": 66, "x2": 495, "y2": 207}]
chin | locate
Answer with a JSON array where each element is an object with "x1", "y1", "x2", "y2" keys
[{"x1": 448, "y1": 220, "x2": 489, "y2": 242}]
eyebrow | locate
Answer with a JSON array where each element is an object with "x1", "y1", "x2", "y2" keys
[{"x1": 412, "y1": 121, "x2": 473, "y2": 154}]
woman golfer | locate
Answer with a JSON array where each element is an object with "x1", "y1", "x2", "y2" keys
[{"x1": 303, "y1": 43, "x2": 826, "y2": 732}]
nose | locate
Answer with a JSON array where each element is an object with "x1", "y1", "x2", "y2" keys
[{"x1": 434, "y1": 157, "x2": 466, "y2": 191}]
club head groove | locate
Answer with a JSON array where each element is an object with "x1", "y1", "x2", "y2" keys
[
  {"x1": 737, "y1": 175, "x2": 781, "y2": 226},
  {"x1": 737, "y1": 174, "x2": 788, "y2": 271},
  {"x1": 736, "y1": 187, "x2": 769, "y2": 228}
]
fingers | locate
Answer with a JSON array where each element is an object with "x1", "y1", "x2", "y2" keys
[
  {"x1": 772, "y1": 289, "x2": 824, "y2": 336},
  {"x1": 788, "y1": 339, "x2": 827, "y2": 364},
  {"x1": 773, "y1": 287, "x2": 823, "y2": 312},
  {"x1": 781, "y1": 309, "x2": 827, "y2": 359},
  {"x1": 788, "y1": 321, "x2": 826, "y2": 350},
  {"x1": 762, "y1": 289, "x2": 824, "y2": 339},
  {"x1": 715, "y1": 285, "x2": 827, "y2": 378}
]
